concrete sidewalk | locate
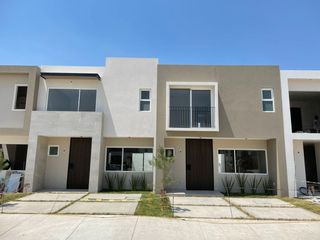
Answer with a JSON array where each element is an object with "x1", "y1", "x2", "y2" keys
[{"x1": 0, "y1": 214, "x2": 320, "y2": 240}]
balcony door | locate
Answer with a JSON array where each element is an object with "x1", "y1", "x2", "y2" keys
[{"x1": 170, "y1": 89, "x2": 212, "y2": 128}]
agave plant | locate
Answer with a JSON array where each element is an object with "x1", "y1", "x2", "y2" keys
[
  {"x1": 262, "y1": 178, "x2": 273, "y2": 195},
  {"x1": 116, "y1": 174, "x2": 127, "y2": 191},
  {"x1": 130, "y1": 175, "x2": 140, "y2": 191},
  {"x1": 105, "y1": 173, "x2": 116, "y2": 191},
  {"x1": 139, "y1": 174, "x2": 148, "y2": 191},
  {"x1": 235, "y1": 173, "x2": 247, "y2": 194},
  {"x1": 249, "y1": 176, "x2": 262, "y2": 194},
  {"x1": 222, "y1": 176, "x2": 235, "y2": 195}
]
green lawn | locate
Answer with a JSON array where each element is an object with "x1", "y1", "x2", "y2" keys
[
  {"x1": 281, "y1": 197, "x2": 320, "y2": 215},
  {"x1": 135, "y1": 192, "x2": 173, "y2": 217},
  {"x1": 1, "y1": 193, "x2": 29, "y2": 203}
]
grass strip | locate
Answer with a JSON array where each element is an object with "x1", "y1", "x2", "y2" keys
[{"x1": 135, "y1": 192, "x2": 173, "y2": 218}]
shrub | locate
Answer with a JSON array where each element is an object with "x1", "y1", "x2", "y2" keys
[
  {"x1": 116, "y1": 174, "x2": 127, "y2": 191},
  {"x1": 235, "y1": 173, "x2": 247, "y2": 194},
  {"x1": 262, "y1": 178, "x2": 274, "y2": 195},
  {"x1": 222, "y1": 176, "x2": 235, "y2": 195},
  {"x1": 249, "y1": 176, "x2": 262, "y2": 194},
  {"x1": 140, "y1": 174, "x2": 148, "y2": 191},
  {"x1": 105, "y1": 173, "x2": 115, "y2": 191},
  {"x1": 130, "y1": 175, "x2": 140, "y2": 191}
]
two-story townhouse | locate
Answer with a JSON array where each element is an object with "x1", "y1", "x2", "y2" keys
[
  {"x1": 281, "y1": 70, "x2": 320, "y2": 197},
  {"x1": 23, "y1": 58, "x2": 158, "y2": 192},
  {"x1": 156, "y1": 65, "x2": 289, "y2": 196},
  {"x1": 0, "y1": 58, "x2": 291, "y2": 197},
  {"x1": 0, "y1": 66, "x2": 40, "y2": 183}
]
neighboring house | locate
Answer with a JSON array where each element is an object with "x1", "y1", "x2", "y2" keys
[
  {"x1": 0, "y1": 58, "x2": 293, "y2": 196},
  {"x1": 281, "y1": 71, "x2": 320, "y2": 197},
  {"x1": 0, "y1": 66, "x2": 40, "y2": 176}
]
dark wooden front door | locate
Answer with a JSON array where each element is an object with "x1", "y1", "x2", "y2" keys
[
  {"x1": 304, "y1": 144, "x2": 318, "y2": 183},
  {"x1": 186, "y1": 139, "x2": 213, "y2": 190},
  {"x1": 67, "y1": 138, "x2": 92, "y2": 189}
]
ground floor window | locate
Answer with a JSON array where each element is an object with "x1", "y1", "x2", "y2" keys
[
  {"x1": 218, "y1": 149, "x2": 267, "y2": 174},
  {"x1": 106, "y1": 148, "x2": 153, "y2": 172}
]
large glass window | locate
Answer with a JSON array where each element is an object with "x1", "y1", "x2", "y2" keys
[
  {"x1": 169, "y1": 89, "x2": 212, "y2": 128},
  {"x1": 218, "y1": 150, "x2": 235, "y2": 173},
  {"x1": 47, "y1": 89, "x2": 96, "y2": 112},
  {"x1": 106, "y1": 148, "x2": 122, "y2": 171},
  {"x1": 106, "y1": 148, "x2": 153, "y2": 172},
  {"x1": 218, "y1": 149, "x2": 267, "y2": 174}
]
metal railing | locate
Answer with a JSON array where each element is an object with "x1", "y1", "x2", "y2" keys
[{"x1": 169, "y1": 106, "x2": 215, "y2": 128}]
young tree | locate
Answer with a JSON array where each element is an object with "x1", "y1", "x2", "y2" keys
[{"x1": 150, "y1": 146, "x2": 175, "y2": 193}]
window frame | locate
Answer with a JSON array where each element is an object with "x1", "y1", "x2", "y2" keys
[
  {"x1": 139, "y1": 89, "x2": 151, "y2": 112},
  {"x1": 217, "y1": 148, "x2": 268, "y2": 175},
  {"x1": 12, "y1": 84, "x2": 28, "y2": 111},
  {"x1": 46, "y1": 87, "x2": 97, "y2": 112},
  {"x1": 166, "y1": 82, "x2": 219, "y2": 131},
  {"x1": 164, "y1": 148, "x2": 175, "y2": 158},
  {"x1": 48, "y1": 145, "x2": 59, "y2": 157},
  {"x1": 261, "y1": 88, "x2": 275, "y2": 112},
  {"x1": 105, "y1": 146, "x2": 154, "y2": 173}
]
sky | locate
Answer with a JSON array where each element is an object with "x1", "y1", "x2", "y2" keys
[{"x1": 0, "y1": 0, "x2": 320, "y2": 69}]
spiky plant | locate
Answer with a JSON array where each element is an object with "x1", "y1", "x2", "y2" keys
[
  {"x1": 222, "y1": 176, "x2": 235, "y2": 195},
  {"x1": 116, "y1": 174, "x2": 127, "y2": 191},
  {"x1": 105, "y1": 173, "x2": 116, "y2": 191},
  {"x1": 249, "y1": 176, "x2": 262, "y2": 194},
  {"x1": 130, "y1": 175, "x2": 140, "y2": 191},
  {"x1": 235, "y1": 173, "x2": 247, "y2": 194},
  {"x1": 262, "y1": 178, "x2": 273, "y2": 195},
  {"x1": 139, "y1": 174, "x2": 148, "y2": 191}
]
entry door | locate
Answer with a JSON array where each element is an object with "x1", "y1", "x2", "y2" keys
[
  {"x1": 67, "y1": 138, "x2": 92, "y2": 189},
  {"x1": 186, "y1": 139, "x2": 213, "y2": 190},
  {"x1": 290, "y1": 107, "x2": 302, "y2": 132},
  {"x1": 303, "y1": 144, "x2": 318, "y2": 183}
]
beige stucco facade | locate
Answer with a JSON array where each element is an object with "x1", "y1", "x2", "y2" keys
[
  {"x1": 0, "y1": 60, "x2": 295, "y2": 197},
  {"x1": 157, "y1": 65, "x2": 288, "y2": 196}
]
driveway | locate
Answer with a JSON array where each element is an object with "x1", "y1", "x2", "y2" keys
[
  {"x1": 170, "y1": 196, "x2": 320, "y2": 220},
  {"x1": 1, "y1": 192, "x2": 141, "y2": 215},
  {"x1": 0, "y1": 214, "x2": 320, "y2": 240}
]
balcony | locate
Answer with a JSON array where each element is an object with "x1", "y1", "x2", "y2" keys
[
  {"x1": 290, "y1": 92, "x2": 320, "y2": 136},
  {"x1": 166, "y1": 82, "x2": 219, "y2": 132}
]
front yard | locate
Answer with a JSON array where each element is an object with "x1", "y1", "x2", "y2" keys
[{"x1": 1, "y1": 193, "x2": 29, "y2": 203}]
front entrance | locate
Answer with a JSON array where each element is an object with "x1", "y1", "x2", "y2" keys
[
  {"x1": 186, "y1": 139, "x2": 213, "y2": 190},
  {"x1": 67, "y1": 138, "x2": 92, "y2": 189}
]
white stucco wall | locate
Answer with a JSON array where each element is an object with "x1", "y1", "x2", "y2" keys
[
  {"x1": 25, "y1": 111, "x2": 103, "y2": 192},
  {"x1": 0, "y1": 74, "x2": 28, "y2": 128},
  {"x1": 102, "y1": 58, "x2": 158, "y2": 137},
  {"x1": 293, "y1": 140, "x2": 307, "y2": 189},
  {"x1": 44, "y1": 137, "x2": 70, "y2": 189}
]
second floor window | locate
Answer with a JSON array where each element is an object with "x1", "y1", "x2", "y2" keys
[
  {"x1": 261, "y1": 89, "x2": 275, "y2": 112},
  {"x1": 13, "y1": 85, "x2": 28, "y2": 110},
  {"x1": 139, "y1": 89, "x2": 151, "y2": 112},
  {"x1": 47, "y1": 89, "x2": 96, "y2": 112},
  {"x1": 170, "y1": 89, "x2": 212, "y2": 128}
]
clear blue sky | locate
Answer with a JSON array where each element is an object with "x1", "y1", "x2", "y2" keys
[{"x1": 0, "y1": 0, "x2": 319, "y2": 69}]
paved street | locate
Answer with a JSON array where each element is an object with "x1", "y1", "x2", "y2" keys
[{"x1": 0, "y1": 214, "x2": 320, "y2": 240}]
